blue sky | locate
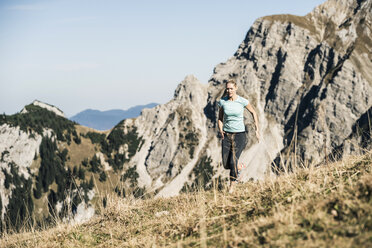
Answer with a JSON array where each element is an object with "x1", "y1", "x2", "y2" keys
[{"x1": 0, "y1": 0, "x2": 326, "y2": 117}]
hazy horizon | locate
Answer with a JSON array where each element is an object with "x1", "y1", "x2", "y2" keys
[{"x1": 0, "y1": 0, "x2": 326, "y2": 117}]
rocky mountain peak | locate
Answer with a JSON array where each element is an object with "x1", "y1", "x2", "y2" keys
[
  {"x1": 20, "y1": 100, "x2": 65, "y2": 118},
  {"x1": 310, "y1": 0, "x2": 371, "y2": 25},
  {"x1": 173, "y1": 75, "x2": 208, "y2": 105}
]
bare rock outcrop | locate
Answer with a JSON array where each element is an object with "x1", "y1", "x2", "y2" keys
[
  {"x1": 118, "y1": 75, "x2": 209, "y2": 196},
  {"x1": 21, "y1": 100, "x2": 65, "y2": 118}
]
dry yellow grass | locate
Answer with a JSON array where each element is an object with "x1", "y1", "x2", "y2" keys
[{"x1": 1, "y1": 151, "x2": 372, "y2": 247}]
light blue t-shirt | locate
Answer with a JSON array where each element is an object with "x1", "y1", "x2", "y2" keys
[{"x1": 218, "y1": 95, "x2": 249, "y2": 133}]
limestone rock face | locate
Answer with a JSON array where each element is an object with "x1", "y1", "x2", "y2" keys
[
  {"x1": 119, "y1": 75, "x2": 209, "y2": 196},
  {"x1": 0, "y1": 124, "x2": 43, "y2": 218},
  {"x1": 0, "y1": 124, "x2": 42, "y2": 178}
]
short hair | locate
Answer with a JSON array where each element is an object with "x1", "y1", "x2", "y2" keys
[{"x1": 226, "y1": 79, "x2": 237, "y2": 87}]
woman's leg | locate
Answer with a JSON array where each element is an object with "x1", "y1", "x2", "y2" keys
[
  {"x1": 221, "y1": 133, "x2": 232, "y2": 170},
  {"x1": 222, "y1": 133, "x2": 247, "y2": 186},
  {"x1": 228, "y1": 133, "x2": 239, "y2": 182},
  {"x1": 231, "y1": 132, "x2": 247, "y2": 181},
  {"x1": 222, "y1": 133, "x2": 237, "y2": 183}
]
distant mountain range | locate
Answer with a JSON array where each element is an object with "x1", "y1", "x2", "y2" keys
[{"x1": 70, "y1": 103, "x2": 158, "y2": 130}]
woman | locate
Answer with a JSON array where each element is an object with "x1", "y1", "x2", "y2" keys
[{"x1": 218, "y1": 79, "x2": 259, "y2": 191}]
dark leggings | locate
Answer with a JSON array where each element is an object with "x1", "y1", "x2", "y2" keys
[{"x1": 222, "y1": 132, "x2": 247, "y2": 181}]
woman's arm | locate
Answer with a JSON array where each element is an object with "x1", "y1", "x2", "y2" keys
[
  {"x1": 218, "y1": 107, "x2": 225, "y2": 139},
  {"x1": 245, "y1": 103, "x2": 260, "y2": 140}
]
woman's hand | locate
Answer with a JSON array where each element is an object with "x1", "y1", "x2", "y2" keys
[
  {"x1": 219, "y1": 130, "x2": 225, "y2": 139},
  {"x1": 218, "y1": 108, "x2": 225, "y2": 139}
]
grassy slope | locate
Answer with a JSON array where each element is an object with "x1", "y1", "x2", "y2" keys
[
  {"x1": 2, "y1": 152, "x2": 372, "y2": 247},
  {"x1": 30, "y1": 125, "x2": 112, "y2": 224},
  {"x1": 62, "y1": 125, "x2": 127, "y2": 209}
]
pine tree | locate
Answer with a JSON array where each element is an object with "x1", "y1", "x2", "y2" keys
[
  {"x1": 33, "y1": 180, "x2": 42, "y2": 199},
  {"x1": 99, "y1": 171, "x2": 107, "y2": 182},
  {"x1": 78, "y1": 166, "x2": 85, "y2": 180},
  {"x1": 73, "y1": 166, "x2": 78, "y2": 177},
  {"x1": 88, "y1": 176, "x2": 94, "y2": 190},
  {"x1": 82, "y1": 158, "x2": 88, "y2": 167}
]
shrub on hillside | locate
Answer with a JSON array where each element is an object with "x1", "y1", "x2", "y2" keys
[{"x1": 84, "y1": 132, "x2": 106, "y2": 144}]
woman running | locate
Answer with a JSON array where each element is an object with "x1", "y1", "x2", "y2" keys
[{"x1": 218, "y1": 79, "x2": 260, "y2": 191}]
